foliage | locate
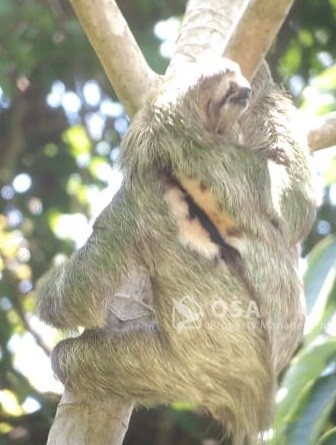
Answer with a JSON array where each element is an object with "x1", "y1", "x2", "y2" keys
[
  {"x1": 269, "y1": 236, "x2": 336, "y2": 445},
  {"x1": 0, "y1": 0, "x2": 335, "y2": 444}
]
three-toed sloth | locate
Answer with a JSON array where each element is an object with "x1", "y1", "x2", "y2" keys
[{"x1": 37, "y1": 57, "x2": 315, "y2": 445}]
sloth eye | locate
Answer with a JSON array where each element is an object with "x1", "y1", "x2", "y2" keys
[
  {"x1": 218, "y1": 83, "x2": 237, "y2": 108},
  {"x1": 219, "y1": 83, "x2": 251, "y2": 109}
]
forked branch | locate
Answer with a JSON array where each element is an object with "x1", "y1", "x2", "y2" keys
[
  {"x1": 67, "y1": 0, "x2": 336, "y2": 150},
  {"x1": 69, "y1": 0, "x2": 158, "y2": 116}
]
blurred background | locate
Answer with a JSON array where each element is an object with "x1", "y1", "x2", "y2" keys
[{"x1": 0, "y1": 0, "x2": 336, "y2": 444}]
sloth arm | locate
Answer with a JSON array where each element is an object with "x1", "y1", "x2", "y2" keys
[{"x1": 36, "y1": 187, "x2": 142, "y2": 330}]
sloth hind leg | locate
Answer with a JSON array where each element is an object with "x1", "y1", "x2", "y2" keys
[{"x1": 51, "y1": 327, "x2": 189, "y2": 402}]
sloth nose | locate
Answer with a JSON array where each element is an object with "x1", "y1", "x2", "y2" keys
[
  {"x1": 232, "y1": 86, "x2": 252, "y2": 101},
  {"x1": 228, "y1": 84, "x2": 251, "y2": 106}
]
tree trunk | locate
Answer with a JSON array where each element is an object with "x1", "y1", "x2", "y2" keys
[{"x1": 47, "y1": 392, "x2": 133, "y2": 445}]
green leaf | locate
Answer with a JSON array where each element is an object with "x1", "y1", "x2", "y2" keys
[
  {"x1": 324, "y1": 158, "x2": 336, "y2": 185},
  {"x1": 279, "y1": 41, "x2": 302, "y2": 78},
  {"x1": 305, "y1": 281, "x2": 336, "y2": 343},
  {"x1": 312, "y1": 65, "x2": 336, "y2": 91},
  {"x1": 299, "y1": 30, "x2": 314, "y2": 47},
  {"x1": 304, "y1": 235, "x2": 336, "y2": 314},
  {"x1": 286, "y1": 374, "x2": 336, "y2": 445},
  {"x1": 171, "y1": 401, "x2": 196, "y2": 411},
  {"x1": 317, "y1": 427, "x2": 336, "y2": 445},
  {"x1": 63, "y1": 125, "x2": 91, "y2": 157},
  {"x1": 272, "y1": 337, "x2": 336, "y2": 442}
]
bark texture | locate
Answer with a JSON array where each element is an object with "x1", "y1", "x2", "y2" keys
[
  {"x1": 166, "y1": 0, "x2": 249, "y2": 74},
  {"x1": 69, "y1": 0, "x2": 158, "y2": 116},
  {"x1": 47, "y1": 392, "x2": 133, "y2": 445},
  {"x1": 308, "y1": 111, "x2": 336, "y2": 151},
  {"x1": 225, "y1": 0, "x2": 295, "y2": 79}
]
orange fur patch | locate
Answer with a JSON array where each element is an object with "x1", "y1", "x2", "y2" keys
[
  {"x1": 176, "y1": 175, "x2": 241, "y2": 239},
  {"x1": 164, "y1": 187, "x2": 220, "y2": 258}
]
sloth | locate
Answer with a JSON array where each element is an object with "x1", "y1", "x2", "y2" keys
[{"x1": 37, "y1": 57, "x2": 315, "y2": 445}]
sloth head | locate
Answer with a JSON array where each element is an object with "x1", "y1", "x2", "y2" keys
[
  {"x1": 152, "y1": 56, "x2": 252, "y2": 144},
  {"x1": 120, "y1": 57, "x2": 252, "y2": 176}
]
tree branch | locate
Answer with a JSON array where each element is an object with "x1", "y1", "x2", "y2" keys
[
  {"x1": 224, "y1": 0, "x2": 295, "y2": 79},
  {"x1": 67, "y1": 0, "x2": 336, "y2": 149},
  {"x1": 47, "y1": 392, "x2": 134, "y2": 445},
  {"x1": 46, "y1": 268, "x2": 153, "y2": 445},
  {"x1": 167, "y1": 0, "x2": 249, "y2": 74},
  {"x1": 308, "y1": 111, "x2": 336, "y2": 151},
  {"x1": 69, "y1": 0, "x2": 158, "y2": 117}
]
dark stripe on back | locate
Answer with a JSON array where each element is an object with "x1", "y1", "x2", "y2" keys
[
  {"x1": 161, "y1": 170, "x2": 261, "y2": 313},
  {"x1": 172, "y1": 177, "x2": 243, "y2": 269}
]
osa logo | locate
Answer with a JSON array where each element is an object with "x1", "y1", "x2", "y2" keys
[{"x1": 172, "y1": 296, "x2": 204, "y2": 333}]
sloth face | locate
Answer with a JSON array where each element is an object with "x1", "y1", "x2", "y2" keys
[
  {"x1": 196, "y1": 63, "x2": 252, "y2": 137},
  {"x1": 158, "y1": 57, "x2": 252, "y2": 142},
  {"x1": 149, "y1": 57, "x2": 251, "y2": 146}
]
